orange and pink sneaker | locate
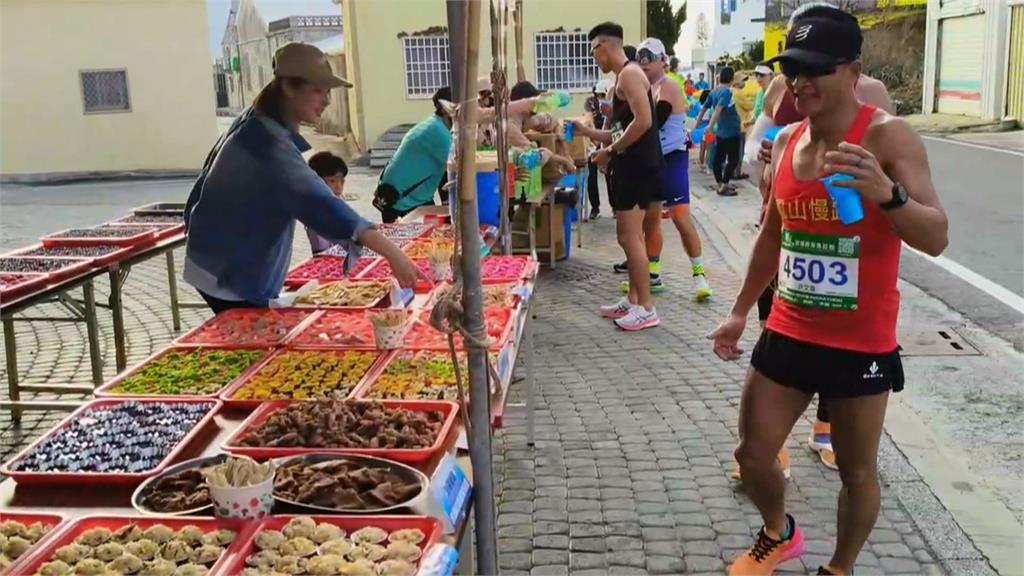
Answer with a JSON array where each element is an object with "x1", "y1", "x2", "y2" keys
[{"x1": 728, "y1": 514, "x2": 805, "y2": 575}]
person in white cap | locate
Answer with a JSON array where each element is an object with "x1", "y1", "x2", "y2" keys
[
  {"x1": 584, "y1": 77, "x2": 615, "y2": 218},
  {"x1": 752, "y1": 63, "x2": 774, "y2": 119},
  {"x1": 184, "y1": 42, "x2": 427, "y2": 313}
]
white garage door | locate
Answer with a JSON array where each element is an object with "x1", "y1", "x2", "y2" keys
[{"x1": 936, "y1": 13, "x2": 985, "y2": 116}]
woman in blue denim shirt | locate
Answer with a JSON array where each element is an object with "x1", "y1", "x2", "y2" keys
[{"x1": 184, "y1": 43, "x2": 426, "y2": 313}]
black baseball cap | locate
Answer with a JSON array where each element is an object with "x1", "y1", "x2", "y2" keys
[
  {"x1": 766, "y1": 16, "x2": 862, "y2": 74},
  {"x1": 510, "y1": 80, "x2": 542, "y2": 101}
]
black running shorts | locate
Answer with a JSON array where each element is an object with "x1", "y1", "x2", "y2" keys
[
  {"x1": 609, "y1": 165, "x2": 661, "y2": 212},
  {"x1": 750, "y1": 329, "x2": 904, "y2": 398}
]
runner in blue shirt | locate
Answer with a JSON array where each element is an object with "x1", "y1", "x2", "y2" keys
[{"x1": 695, "y1": 66, "x2": 742, "y2": 196}]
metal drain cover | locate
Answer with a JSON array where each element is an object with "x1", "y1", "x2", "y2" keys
[{"x1": 897, "y1": 328, "x2": 981, "y2": 356}]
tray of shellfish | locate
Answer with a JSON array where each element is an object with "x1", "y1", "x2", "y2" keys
[
  {"x1": 220, "y1": 515, "x2": 441, "y2": 576},
  {"x1": 0, "y1": 513, "x2": 67, "y2": 576},
  {"x1": 6, "y1": 516, "x2": 257, "y2": 576}
]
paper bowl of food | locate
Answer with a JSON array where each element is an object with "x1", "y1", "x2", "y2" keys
[
  {"x1": 369, "y1": 310, "x2": 409, "y2": 350},
  {"x1": 131, "y1": 453, "x2": 227, "y2": 516},
  {"x1": 426, "y1": 242, "x2": 454, "y2": 284},
  {"x1": 204, "y1": 455, "x2": 276, "y2": 519}
]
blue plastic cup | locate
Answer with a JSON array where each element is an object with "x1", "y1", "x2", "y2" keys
[
  {"x1": 764, "y1": 126, "x2": 783, "y2": 143},
  {"x1": 820, "y1": 173, "x2": 863, "y2": 225},
  {"x1": 563, "y1": 121, "x2": 574, "y2": 142}
]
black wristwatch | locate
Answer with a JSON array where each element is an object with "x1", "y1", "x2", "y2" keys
[{"x1": 880, "y1": 182, "x2": 908, "y2": 211}]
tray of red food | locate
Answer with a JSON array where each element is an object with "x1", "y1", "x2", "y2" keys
[
  {"x1": 284, "y1": 256, "x2": 379, "y2": 289},
  {"x1": 221, "y1": 399, "x2": 459, "y2": 465},
  {"x1": 0, "y1": 255, "x2": 93, "y2": 285},
  {"x1": 403, "y1": 307, "x2": 514, "y2": 351},
  {"x1": 8, "y1": 243, "x2": 135, "y2": 267},
  {"x1": 0, "y1": 272, "x2": 49, "y2": 301},
  {"x1": 357, "y1": 259, "x2": 442, "y2": 293},
  {"x1": 0, "y1": 512, "x2": 68, "y2": 576},
  {"x1": 284, "y1": 309, "x2": 379, "y2": 349},
  {"x1": 0, "y1": 398, "x2": 221, "y2": 486},
  {"x1": 94, "y1": 347, "x2": 268, "y2": 399},
  {"x1": 7, "y1": 515, "x2": 257, "y2": 576},
  {"x1": 175, "y1": 308, "x2": 315, "y2": 348},
  {"x1": 219, "y1": 349, "x2": 384, "y2": 409},
  {"x1": 481, "y1": 255, "x2": 537, "y2": 283},
  {"x1": 217, "y1": 515, "x2": 443, "y2": 576},
  {"x1": 41, "y1": 225, "x2": 160, "y2": 248}
]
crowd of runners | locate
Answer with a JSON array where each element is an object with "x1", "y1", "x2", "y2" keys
[{"x1": 579, "y1": 4, "x2": 949, "y2": 574}]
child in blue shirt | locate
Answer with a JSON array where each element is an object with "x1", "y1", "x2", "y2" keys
[{"x1": 306, "y1": 152, "x2": 348, "y2": 255}]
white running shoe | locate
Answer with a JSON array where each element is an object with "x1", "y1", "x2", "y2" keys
[
  {"x1": 600, "y1": 297, "x2": 632, "y2": 319},
  {"x1": 694, "y1": 274, "x2": 713, "y2": 301},
  {"x1": 614, "y1": 305, "x2": 660, "y2": 331}
]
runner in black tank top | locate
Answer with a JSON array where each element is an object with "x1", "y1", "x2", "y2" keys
[{"x1": 608, "y1": 62, "x2": 664, "y2": 211}]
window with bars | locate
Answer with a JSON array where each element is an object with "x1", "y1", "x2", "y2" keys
[
  {"x1": 534, "y1": 32, "x2": 600, "y2": 93},
  {"x1": 80, "y1": 70, "x2": 130, "y2": 113},
  {"x1": 402, "y1": 36, "x2": 451, "y2": 99}
]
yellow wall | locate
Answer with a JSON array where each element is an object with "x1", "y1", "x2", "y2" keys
[
  {"x1": 765, "y1": 7, "x2": 927, "y2": 63},
  {"x1": 0, "y1": 0, "x2": 217, "y2": 177},
  {"x1": 344, "y1": 0, "x2": 643, "y2": 149}
]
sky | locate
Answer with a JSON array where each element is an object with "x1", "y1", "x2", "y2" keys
[{"x1": 207, "y1": 0, "x2": 232, "y2": 60}]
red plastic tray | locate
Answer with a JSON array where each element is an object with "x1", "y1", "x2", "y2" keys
[
  {"x1": 284, "y1": 256, "x2": 377, "y2": 288},
  {"x1": 221, "y1": 399, "x2": 459, "y2": 464},
  {"x1": 402, "y1": 239, "x2": 454, "y2": 260},
  {"x1": 41, "y1": 225, "x2": 159, "y2": 248},
  {"x1": 94, "y1": 346, "x2": 269, "y2": 399},
  {"x1": 175, "y1": 308, "x2": 316, "y2": 348},
  {"x1": 0, "y1": 256, "x2": 93, "y2": 284},
  {"x1": 107, "y1": 219, "x2": 185, "y2": 241},
  {"x1": 292, "y1": 279, "x2": 392, "y2": 309},
  {"x1": 425, "y1": 281, "x2": 524, "y2": 310},
  {"x1": 219, "y1": 349, "x2": 384, "y2": 409},
  {"x1": 481, "y1": 255, "x2": 537, "y2": 283},
  {"x1": 10, "y1": 516, "x2": 257, "y2": 576},
  {"x1": 404, "y1": 307, "x2": 514, "y2": 351},
  {"x1": 7, "y1": 243, "x2": 135, "y2": 267},
  {"x1": 218, "y1": 515, "x2": 442, "y2": 576},
  {"x1": 0, "y1": 512, "x2": 68, "y2": 576},
  {"x1": 378, "y1": 222, "x2": 434, "y2": 240},
  {"x1": 0, "y1": 272, "x2": 49, "y2": 301},
  {"x1": 357, "y1": 258, "x2": 443, "y2": 293},
  {"x1": 284, "y1": 309, "x2": 378, "y2": 349},
  {"x1": 132, "y1": 201, "x2": 186, "y2": 216},
  {"x1": 0, "y1": 398, "x2": 221, "y2": 486}
]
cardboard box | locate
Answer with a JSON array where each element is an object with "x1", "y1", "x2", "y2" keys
[{"x1": 511, "y1": 203, "x2": 566, "y2": 259}]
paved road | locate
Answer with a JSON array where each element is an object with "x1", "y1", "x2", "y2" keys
[{"x1": 903, "y1": 134, "x2": 1024, "y2": 350}]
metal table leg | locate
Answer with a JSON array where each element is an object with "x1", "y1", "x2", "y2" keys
[
  {"x1": 82, "y1": 280, "x2": 103, "y2": 386},
  {"x1": 3, "y1": 315, "x2": 21, "y2": 424},
  {"x1": 525, "y1": 306, "x2": 536, "y2": 447},
  {"x1": 108, "y1": 267, "x2": 127, "y2": 372},
  {"x1": 166, "y1": 251, "x2": 181, "y2": 332},
  {"x1": 528, "y1": 204, "x2": 538, "y2": 262},
  {"x1": 548, "y1": 195, "x2": 557, "y2": 269},
  {"x1": 576, "y1": 169, "x2": 585, "y2": 249}
]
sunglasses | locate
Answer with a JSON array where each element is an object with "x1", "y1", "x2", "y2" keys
[
  {"x1": 636, "y1": 48, "x2": 662, "y2": 65},
  {"x1": 780, "y1": 59, "x2": 839, "y2": 81}
]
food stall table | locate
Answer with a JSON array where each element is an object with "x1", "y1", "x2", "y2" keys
[{"x1": 1, "y1": 234, "x2": 187, "y2": 422}]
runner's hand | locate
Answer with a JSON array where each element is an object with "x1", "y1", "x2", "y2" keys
[
  {"x1": 591, "y1": 148, "x2": 612, "y2": 168},
  {"x1": 823, "y1": 142, "x2": 894, "y2": 205},
  {"x1": 388, "y1": 252, "x2": 428, "y2": 289},
  {"x1": 758, "y1": 138, "x2": 773, "y2": 164},
  {"x1": 707, "y1": 313, "x2": 746, "y2": 361}
]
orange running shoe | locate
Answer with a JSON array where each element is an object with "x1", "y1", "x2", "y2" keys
[
  {"x1": 729, "y1": 514, "x2": 805, "y2": 575},
  {"x1": 730, "y1": 448, "x2": 792, "y2": 482},
  {"x1": 808, "y1": 420, "x2": 838, "y2": 470}
]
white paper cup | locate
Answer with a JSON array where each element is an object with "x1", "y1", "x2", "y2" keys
[
  {"x1": 373, "y1": 323, "x2": 405, "y2": 350},
  {"x1": 208, "y1": 473, "x2": 275, "y2": 519}
]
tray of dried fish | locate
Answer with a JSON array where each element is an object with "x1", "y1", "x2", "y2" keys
[{"x1": 271, "y1": 453, "x2": 428, "y2": 514}]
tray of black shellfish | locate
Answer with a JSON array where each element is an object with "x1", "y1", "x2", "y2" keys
[
  {"x1": 6, "y1": 516, "x2": 257, "y2": 576},
  {"x1": 0, "y1": 399, "x2": 220, "y2": 486}
]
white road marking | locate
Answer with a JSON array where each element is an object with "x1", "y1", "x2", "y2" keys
[
  {"x1": 908, "y1": 246, "x2": 1024, "y2": 314},
  {"x1": 921, "y1": 135, "x2": 1024, "y2": 157}
]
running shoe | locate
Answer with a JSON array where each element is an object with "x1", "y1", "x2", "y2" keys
[
  {"x1": 808, "y1": 420, "x2": 838, "y2": 470},
  {"x1": 816, "y1": 567, "x2": 841, "y2": 575},
  {"x1": 728, "y1": 514, "x2": 805, "y2": 576},
  {"x1": 694, "y1": 267, "x2": 713, "y2": 301},
  {"x1": 614, "y1": 305, "x2": 660, "y2": 331},
  {"x1": 620, "y1": 275, "x2": 666, "y2": 294},
  {"x1": 589, "y1": 208, "x2": 601, "y2": 220},
  {"x1": 729, "y1": 448, "x2": 792, "y2": 482},
  {"x1": 718, "y1": 184, "x2": 739, "y2": 197},
  {"x1": 600, "y1": 297, "x2": 632, "y2": 319},
  {"x1": 613, "y1": 261, "x2": 629, "y2": 274}
]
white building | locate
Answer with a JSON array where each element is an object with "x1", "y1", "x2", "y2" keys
[
  {"x1": 676, "y1": 0, "x2": 765, "y2": 76},
  {"x1": 220, "y1": 0, "x2": 342, "y2": 111}
]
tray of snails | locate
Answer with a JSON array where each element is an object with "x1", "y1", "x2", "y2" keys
[
  {"x1": 221, "y1": 515, "x2": 441, "y2": 576},
  {"x1": 0, "y1": 513, "x2": 66, "y2": 576},
  {"x1": 7, "y1": 515, "x2": 257, "y2": 576}
]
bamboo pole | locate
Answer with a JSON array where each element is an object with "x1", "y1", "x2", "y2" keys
[
  {"x1": 514, "y1": 0, "x2": 525, "y2": 83},
  {"x1": 491, "y1": 0, "x2": 512, "y2": 254},
  {"x1": 446, "y1": 1, "x2": 499, "y2": 573}
]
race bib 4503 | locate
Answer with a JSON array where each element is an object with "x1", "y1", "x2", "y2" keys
[{"x1": 777, "y1": 229, "x2": 860, "y2": 311}]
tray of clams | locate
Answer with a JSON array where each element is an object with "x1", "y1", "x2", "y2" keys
[
  {"x1": 8, "y1": 516, "x2": 256, "y2": 576},
  {"x1": 223, "y1": 515, "x2": 440, "y2": 576}
]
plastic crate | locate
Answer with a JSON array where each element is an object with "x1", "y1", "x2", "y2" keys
[
  {"x1": 7, "y1": 243, "x2": 134, "y2": 267},
  {"x1": 175, "y1": 308, "x2": 315, "y2": 348},
  {"x1": 41, "y1": 225, "x2": 159, "y2": 248},
  {"x1": 0, "y1": 256, "x2": 93, "y2": 284}
]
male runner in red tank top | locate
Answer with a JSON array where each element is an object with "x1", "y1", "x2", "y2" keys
[{"x1": 708, "y1": 11, "x2": 948, "y2": 576}]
